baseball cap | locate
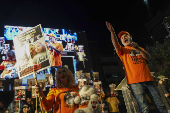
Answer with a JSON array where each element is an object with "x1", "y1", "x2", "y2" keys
[
  {"x1": 118, "y1": 31, "x2": 130, "y2": 39},
  {"x1": 157, "y1": 75, "x2": 168, "y2": 80},
  {"x1": 23, "y1": 104, "x2": 29, "y2": 108}
]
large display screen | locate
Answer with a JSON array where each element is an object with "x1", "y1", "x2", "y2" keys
[
  {"x1": 2, "y1": 25, "x2": 92, "y2": 88},
  {"x1": 4, "y1": 26, "x2": 77, "y2": 53}
]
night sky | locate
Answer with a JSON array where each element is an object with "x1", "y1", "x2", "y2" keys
[{"x1": 0, "y1": 0, "x2": 169, "y2": 56}]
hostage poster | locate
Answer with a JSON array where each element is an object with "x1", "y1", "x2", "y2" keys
[
  {"x1": 13, "y1": 24, "x2": 51, "y2": 79},
  {"x1": 14, "y1": 86, "x2": 26, "y2": 101}
]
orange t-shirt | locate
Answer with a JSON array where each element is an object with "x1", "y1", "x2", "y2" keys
[
  {"x1": 105, "y1": 96, "x2": 120, "y2": 112},
  {"x1": 0, "y1": 60, "x2": 16, "y2": 78},
  {"x1": 49, "y1": 42, "x2": 63, "y2": 67},
  {"x1": 117, "y1": 46, "x2": 154, "y2": 84},
  {"x1": 41, "y1": 86, "x2": 79, "y2": 113}
]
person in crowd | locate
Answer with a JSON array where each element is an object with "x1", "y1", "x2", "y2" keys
[
  {"x1": 157, "y1": 75, "x2": 170, "y2": 111},
  {"x1": 20, "y1": 104, "x2": 30, "y2": 113},
  {"x1": 0, "y1": 101, "x2": 5, "y2": 113},
  {"x1": 106, "y1": 21, "x2": 167, "y2": 113},
  {"x1": 25, "y1": 97, "x2": 35, "y2": 113},
  {"x1": 105, "y1": 90, "x2": 120, "y2": 113},
  {"x1": 35, "y1": 66, "x2": 79, "y2": 113},
  {"x1": 33, "y1": 41, "x2": 48, "y2": 64},
  {"x1": 7, "y1": 100, "x2": 24, "y2": 113},
  {"x1": 46, "y1": 33, "x2": 63, "y2": 76},
  {"x1": 0, "y1": 50, "x2": 16, "y2": 78},
  {"x1": 4, "y1": 110, "x2": 10, "y2": 113}
]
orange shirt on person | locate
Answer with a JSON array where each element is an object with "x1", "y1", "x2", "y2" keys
[
  {"x1": 49, "y1": 42, "x2": 63, "y2": 67},
  {"x1": 41, "y1": 86, "x2": 79, "y2": 113},
  {"x1": 105, "y1": 96, "x2": 120, "y2": 113},
  {"x1": 117, "y1": 46, "x2": 154, "y2": 84}
]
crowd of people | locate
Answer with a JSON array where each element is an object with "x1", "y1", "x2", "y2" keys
[
  {"x1": 0, "y1": 21, "x2": 169, "y2": 113},
  {"x1": 0, "y1": 66, "x2": 122, "y2": 113}
]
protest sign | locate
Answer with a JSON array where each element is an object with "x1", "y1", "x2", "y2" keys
[{"x1": 13, "y1": 24, "x2": 51, "y2": 78}]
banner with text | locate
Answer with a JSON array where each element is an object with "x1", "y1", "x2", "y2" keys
[{"x1": 13, "y1": 24, "x2": 51, "y2": 79}]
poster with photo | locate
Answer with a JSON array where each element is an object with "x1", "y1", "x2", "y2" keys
[
  {"x1": 78, "y1": 79, "x2": 87, "y2": 89},
  {"x1": 76, "y1": 70, "x2": 83, "y2": 80},
  {"x1": 0, "y1": 37, "x2": 5, "y2": 52},
  {"x1": 2, "y1": 56, "x2": 6, "y2": 60},
  {"x1": 13, "y1": 24, "x2": 51, "y2": 79},
  {"x1": 93, "y1": 81, "x2": 102, "y2": 94},
  {"x1": 0, "y1": 37, "x2": 5, "y2": 44},
  {"x1": 27, "y1": 79, "x2": 36, "y2": 91},
  {"x1": 76, "y1": 71, "x2": 80, "y2": 80},
  {"x1": 14, "y1": 79, "x2": 22, "y2": 87},
  {"x1": 85, "y1": 72, "x2": 91, "y2": 83},
  {"x1": 0, "y1": 78, "x2": 5, "y2": 89},
  {"x1": 45, "y1": 74, "x2": 54, "y2": 86},
  {"x1": 109, "y1": 83, "x2": 118, "y2": 96},
  {"x1": 5, "y1": 26, "x2": 78, "y2": 53},
  {"x1": 92, "y1": 72, "x2": 99, "y2": 82},
  {"x1": 78, "y1": 45, "x2": 84, "y2": 52},
  {"x1": 67, "y1": 43, "x2": 74, "y2": 51},
  {"x1": 1, "y1": 44, "x2": 10, "y2": 54},
  {"x1": 32, "y1": 86, "x2": 38, "y2": 98},
  {"x1": 77, "y1": 45, "x2": 86, "y2": 62},
  {"x1": 14, "y1": 86, "x2": 26, "y2": 101},
  {"x1": 37, "y1": 79, "x2": 46, "y2": 91}
]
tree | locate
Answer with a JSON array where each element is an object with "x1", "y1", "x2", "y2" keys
[{"x1": 146, "y1": 38, "x2": 170, "y2": 78}]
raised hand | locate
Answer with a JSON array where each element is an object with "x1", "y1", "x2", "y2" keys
[{"x1": 106, "y1": 21, "x2": 115, "y2": 33}]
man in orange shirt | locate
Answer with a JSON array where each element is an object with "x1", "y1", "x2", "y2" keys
[
  {"x1": 47, "y1": 33, "x2": 63, "y2": 76},
  {"x1": 106, "y1": 22, "x2": 167, "y2": 113}
]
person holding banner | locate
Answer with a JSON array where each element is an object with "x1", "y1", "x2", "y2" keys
[
  {"x1": 106, "y1": 21, "x2": 167, "y2": 113},
  {"x1": 35, "y1": 66, "x2": 79, "y2": 113}
]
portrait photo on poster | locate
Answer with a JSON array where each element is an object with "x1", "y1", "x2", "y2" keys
[
  {"x1": 37, "y1": 79, "x2": 46, "y2": 91},
  {"x1": 13, "y1": 24, "x2": 51, "y2": 79},
  {"x1": 45, "y1": 74, "x2": 54, "y2": 86},
  {"x1": 14, "y1": 79, "x2": 22, "y2": 88},
  {"x1": 31, "y1": 86, "x2": 38, "y2": 98},
  {"x1": 27, "y1": 78, "x2": 36, "y2": 91},
  {"x1": 14, "y1": 86, "x2": 26, "y2": 101},
  {"x1": 78, "y1": 79, "x2": 87, "y2": 89}
]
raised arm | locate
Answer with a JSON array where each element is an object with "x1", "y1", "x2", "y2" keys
[{"x1": 106, "y1": 21, "x2": 121, "y2": 53}]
